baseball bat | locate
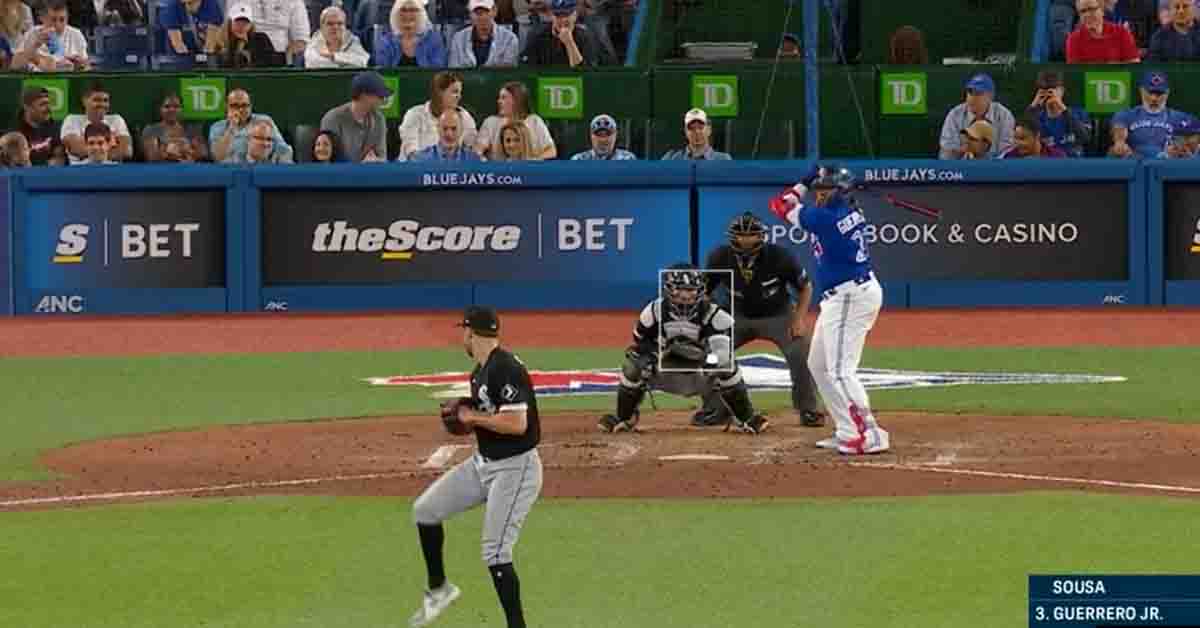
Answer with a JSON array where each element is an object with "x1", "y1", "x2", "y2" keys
[{"x1": 852, "y1": 186, "x2": 943, "y2": 220}]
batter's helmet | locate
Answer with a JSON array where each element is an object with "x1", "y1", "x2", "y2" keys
[
  {"x1": 727, "y1": 212, "x2": 767, "y2": 256},
  {"x1": 810, "y1": 164, "x2": 855, "y2": 191},
  {"x1": 662, "y1": 263, "x2": 706, "y2": 320}
]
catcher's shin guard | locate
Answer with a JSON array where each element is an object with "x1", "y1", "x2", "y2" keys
[
  {"x1": 616, "y1": 384, "x2": 645, "y2": 421},
  {"x1": 720, "y1": 381, "x2": 770, "y2": 434}
]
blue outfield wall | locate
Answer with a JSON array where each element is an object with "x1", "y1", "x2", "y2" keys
[{"x1": 0, "y1": 159, "x2": 1195, "y2": 315}]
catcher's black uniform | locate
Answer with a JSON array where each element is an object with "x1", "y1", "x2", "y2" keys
[{"x1": 598, "y1": 265, "x2": 768, "y2": 434}]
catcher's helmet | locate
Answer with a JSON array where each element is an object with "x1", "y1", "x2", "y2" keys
[
  {"x1": 727, "y1": 212, "x2": 767, "y2": 256},
  {"x1": 662, "y1": 263, "x2": 706, "y2": 320}
]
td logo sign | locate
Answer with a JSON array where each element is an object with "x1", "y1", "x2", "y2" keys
[
  {"x1": 381, "y1": 76, "x2": 401, "y2": 118},
  {"x1": 691, "y1": 75, "x2": 738, "y2": 117},
  {"x1": 179, "y1": 78, "x2": 227, "y2": 120},
  {"x1": 880, "y1": 73, "x2": 926, "y2": 115},
  {"x1": 1085, "y1": 72, "x2": 1130, "y2": 114},
  {"x1": 21, "y1": 78, "x2": 69, "y2": 120},
  {"x1": 537, "y1": 77, "x2": 584, "y2": 119}
]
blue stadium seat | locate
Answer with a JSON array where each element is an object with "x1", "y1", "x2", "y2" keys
[
  {"x1": 94, "y1": 25, "x2": 152, "y2": 55},
  {"x1": 94, "y1": 52, "x2": 149, "y2": 70},
  {"x1": 151, "y1": 53, "x2": 211, "y2": 70}
]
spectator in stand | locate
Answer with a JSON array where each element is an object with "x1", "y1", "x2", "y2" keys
[
  {"x1": 374, "y1": 0, "x2": 446, "y2": 67},
  {"x1": 320, "y1": 70, "x2": 389, "y2": 163},
  {"x1": 476, "y1": 81, "x2": 555, "y2": 159},
  {"x1": 351, "y1": 0, "x2": 392, "y2": 39},
  {"x1": 887, "y1": 25, "x2": 928, "y2": 63},
  {"x1": 208, "y1": 4, "x2": 285, "y2": 68},
  {"x1": 938, "y1": 73, "x2": 1014, "y2": 160},
  {"x1": 209, "y1": 88, "x2": 292, "y2": 163},
  {"x1": 1147, "y1": 0, "x2": 1200, "y2": 60},
  {"x1": 1110, "y1": 71, "x2": 1192, "y2": 158},
  {"x1": 162, "y1": 0, "x2": 223, "y2": 54},
  {"x1": 61, "y1": 83, "x2": 131, "y2": 164},
  {"x1": 521, "y1": 0, "x2": 598, "y2": 67},
  {"x1": 310, "y1": 129, "x2": 342, "y2": 162},
  {"x1": 304, "y1": 5, "x2": 368, "y2": 67},
  {"x1": 0, "y1": 131, "x2": 31, "y2": 167},
  {"x1": 18, "y1": 0, "x2": 88, "y2": 71},
  {"x1": 1001, "y1": 117, "x2": 1067, "y2": 158},
  {"x1": 1163, "y1": 115, "x2": 1200, "y2": 158},
  {"x1": 778, "y1": 32, "x2": 801, "y2": 58},
  {"x1": 571, "y1": 114, "x2": 636, "y2": 160},
  {"x1": 1026, "y1": 70, "x2": 1091, "y2": 158},
  {"x1": 15, "y1": 86, "x2": 60, "y2": 166},
  {"x1": 77, "y1": 122, "x2": 117, "y2": 165},
  {"x1": 1067, "y1": 0, "x2": 1140, "y2": 62},
  {"x1": 577, "y1": 0, "x2": 617, "y2": 64},
  {"x1": 492, "y1": 121, "x2": 533, "y2": 160},
  {"x1": 228, "y1": 0, "x2": 310, "y2": 60},
  {"x1": 661, "y1": 108, "x2": 732, "y2": 160},
  {"x1": 957, "y1": 120, "x2": 994, "y2": 160},
  {"x1": 410, "y1": 109, "x2": 482, "y2": 161},
  {"x1": 0, "y1": 0, "x2": 33, "y2": 61},
  {"x1": 143, "y1": 93, "x2": 209, "y2": 162},
  {"x1": 399, "y1": 71, "x2": 479, "y2": 159},
  {"x1": 448, "y1": 0, "x2": 519, "y2": 67},
  {"x1": 233, "y1": 119, "x2": 294, "y2": 164}
]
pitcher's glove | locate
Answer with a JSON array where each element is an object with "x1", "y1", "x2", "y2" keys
[{"x1": 439, "y1": 397, "x2": 474, "y2": 435}]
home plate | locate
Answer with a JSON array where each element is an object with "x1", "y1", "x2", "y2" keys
[{"x1": 658, "y1": 454, "x2": 732, "y2": 462}]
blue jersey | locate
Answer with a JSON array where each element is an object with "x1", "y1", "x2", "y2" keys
[
  {"x1": 1036, "y1": 107, "x2": 1090, "y2": 157},
  {"x1": 1112, "y1": 106, "x2": 1192, "y2": 159},
  {"x1": 799, "y1": 194, "x2": 873, "y2": 295}
]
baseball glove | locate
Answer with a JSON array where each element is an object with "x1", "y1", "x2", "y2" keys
[
  {"x1": 439, "y1": 397, "x2": 474, "y2": 435},
  {"x1": 664, "y1": 336, "x2": 709, "y2": 364}
]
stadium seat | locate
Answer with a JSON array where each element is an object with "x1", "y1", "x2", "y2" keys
[
  {"x1": 94, "y1": 52, "x2": 149, "y2": 71},
  {"x1": 94, "y1": 25, "x2": 151, "y2": 55},
  {"x1": 151, "y1": 53, "x2": 211, "y2": 70},
  {"x1": 293, "y1": 124, "x2": 318, "y2": 162}
]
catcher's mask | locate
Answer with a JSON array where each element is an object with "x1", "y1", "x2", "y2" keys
[
  {"x1": 727, "y1": 211, "x2": 767, "y2": 258},
  {"x1": 662, "y1": 264, "x2": 706, "y2": 320}
]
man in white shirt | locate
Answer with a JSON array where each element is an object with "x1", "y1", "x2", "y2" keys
[
  {"x1": 19, "y1": 0, "x2": 90, "y2": 72},
  {"x1": 229, "y1": 0, "x2": 310, "y2": 58},
  {"x1": 304, "y1": 5, "x2": 369, "y2": 67},
  {"x1": 61, "y1": 83, "x2": 133, "y2": 165}
]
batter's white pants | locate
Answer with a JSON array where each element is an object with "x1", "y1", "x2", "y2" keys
[{"x1": 807, "y1": 278, "x2": 889, "y2": 451}]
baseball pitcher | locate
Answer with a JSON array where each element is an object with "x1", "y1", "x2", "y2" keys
[
  {"x1": 770, "y1": 165, "x2": 890, "y2": 455},
  {"x1": 695, "y1": 211, "x2": 825, "y2": 428},
  {"x1": 598, "y1": 263, "x2": 770, "y2": 435},
  {"x1": 409, "y1": 306, "x2": 543, "y2": 628}
]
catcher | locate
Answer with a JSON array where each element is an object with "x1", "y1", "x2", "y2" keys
[
  {"x1": 598, "y1": 263, "x2": 770, "y2": 434},
  {"x1": 409, "y1": 306, "x2": 543, "y2": 628}
]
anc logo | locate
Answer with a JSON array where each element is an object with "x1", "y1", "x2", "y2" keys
[{"x1": 366, "y1": 354, "x2": 1125, "y2": 397}]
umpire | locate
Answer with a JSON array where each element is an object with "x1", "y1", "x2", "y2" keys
[{"x1": 695, "y1": 211, "x2": 826, "y2": 427}]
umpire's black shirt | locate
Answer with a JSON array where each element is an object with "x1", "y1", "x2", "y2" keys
[
  {"x1": 705, "y1": 243, "x2": 810, "y2": 319},
  {"x1": 470, "y1": 347, "x2": 540, "y2": 460}
]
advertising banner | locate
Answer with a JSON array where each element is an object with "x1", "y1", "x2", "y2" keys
[
  {"x1": 699, "y1": 183, "x2": 1129, "y2": 281},
  {"x1": 23, "y1": 190, "x2": 226, "y2": 290},
  {"x1": 1163, "y1": 184, "x2": 1200, "y2": 280},
  {"x1": 261, "y1": 188, "x2": 689, "y2": 285}
]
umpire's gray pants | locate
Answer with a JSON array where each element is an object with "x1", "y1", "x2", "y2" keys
[
  {"x1": 412, "y1": 448, "x2": 543, "y2": 566},
  {"x1": 701, "y1": 311, "x2": 820, "y2": 414}
]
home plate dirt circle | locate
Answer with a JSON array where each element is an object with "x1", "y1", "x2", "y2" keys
[{"x1": 3, "y1": 409, "x2": 1200, "y2": 509}]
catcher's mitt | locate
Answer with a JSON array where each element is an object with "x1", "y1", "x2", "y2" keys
[
  {"x1": 663, "y1": 336, "x2": 709, "y2": 364},
  {"x1": 439, "y1": 397, "x2": 474, "y2": 435}
]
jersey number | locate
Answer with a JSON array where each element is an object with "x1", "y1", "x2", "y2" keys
[{"x1": 850, "y1": 231, "x2": 869, "y2": 263}]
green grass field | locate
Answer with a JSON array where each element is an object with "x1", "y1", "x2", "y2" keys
[{"x1": 1, "y1": 345, "x2": 1197, "y2": 627}]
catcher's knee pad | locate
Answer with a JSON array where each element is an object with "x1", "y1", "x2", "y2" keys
[
  {"x1": 716, "y1": 365, "x2": 744, "y2": 390},
  {"x1": 621, "y1": 355, "x2": 649, "y2": 386},
  {"x1": 718, "y1": 379, "x2": 755, "y2": 423}
]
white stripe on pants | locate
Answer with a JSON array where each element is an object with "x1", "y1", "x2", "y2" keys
[{"x1": 807, "y1": 279, "x2": 885, "y2": 443}]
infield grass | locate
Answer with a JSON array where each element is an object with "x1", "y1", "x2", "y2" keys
[
  {"x1": 0, "y1": 346, "x2": 1195, "y2": 480},
  {"x1": 0, "y1": 492, "x2": 1193, "y2": 628}
]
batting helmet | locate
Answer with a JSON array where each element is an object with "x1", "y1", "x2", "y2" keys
[
  {"x1": 727, "y1": 212, "x2": 768, "y2": 256},
  {"x1": 810, "y1": 164, "x2": 855, "y2": 191},
  {"x1": 662, "y1": 263, "x2": 706, "y2": 320}
]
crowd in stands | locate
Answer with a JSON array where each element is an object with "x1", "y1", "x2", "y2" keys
[
  {"x1": 0, "y1": 0, "x2": 636, "y2": 70},
  {"x1": 0, "y1": 70, "x2": 738, "y2": 166}
]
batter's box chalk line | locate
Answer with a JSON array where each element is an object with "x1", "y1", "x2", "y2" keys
[{"x1": 848, "y1": 462, "x2": 1200, "y2": 495}]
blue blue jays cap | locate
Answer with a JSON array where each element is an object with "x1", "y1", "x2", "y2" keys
[
  {"x1": 964, "y1": 73, "x2": 995, "y2": 94},
  {"x1": 351, "y1": 71, "x2": 392, "y2": 99},
  {"x1": 1172, "y1": 116, "x2": 1200, "y2": 137},
  {"x1": 1141, "y1": 71, "x2": 1170, "y2": 93},
  {"x1": 590, "y1": 114, "x2": 616, "y2": 134},
  {"x1": 550, "y1": 0, "x2": 577, "y2": 14}
]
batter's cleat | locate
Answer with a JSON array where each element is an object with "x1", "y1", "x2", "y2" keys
[
  {"x1": 836, "y1": 428, "x2": 890, "y2": 455},
  {"x1": 409, "y1": 582, "x2": 461, "y2": 627},
  {"x1": 815, "y1": 436, "x2": 839, "y2": 450},
  {"x1": 690, "y1": 408, "x2": 728, "y2": 427},
  {"x1": 729, "y1": 414, "x2": 770, "y2": 434},
  {"x1": 800, "y1": 410, "x2": 827, "y2": 428},
  {"x1": 598, "y1": 413, "x2": 636, "y2": 433}
]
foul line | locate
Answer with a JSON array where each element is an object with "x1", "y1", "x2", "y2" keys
[
  {"x1": 0, "y1": 471, "x2": 424, "y2": 508},
  {"x1": 849, "y1": 462, "x2": 1200, "y2": 495}
]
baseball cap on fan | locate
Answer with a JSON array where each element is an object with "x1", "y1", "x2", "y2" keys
[
  {"x1": 549, "y1": 0, "x2": 577, "y2": 15},
  {"x1": 458, "y1": 306, "x2": 500, "y2": 337},
  {"x1": 684, "y1": 108, "x2": 708, "y2": 127},
  {"x1": 964, "y1": 73, "x2": 995, "y2": 95},
  {"x1": 468, "y1": 0, "x2": 494, "y2": 10},
  {"x1": 1141, "y1": 71, "x2": 1170, "y2": 94},
  {"x1": 229, "y1": 2, "x2": 254, "y2": 21}
]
